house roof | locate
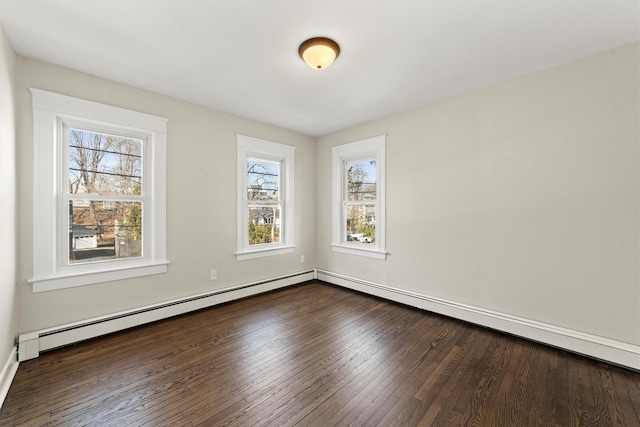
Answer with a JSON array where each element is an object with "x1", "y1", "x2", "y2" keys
[
  {"x1": 0, "y1": 0, "x2": 637, "y2": 136},
  {"x1": 72, "y1": 225, "x2": 97, "y2": 237}
]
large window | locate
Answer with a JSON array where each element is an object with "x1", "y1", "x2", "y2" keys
[
  {"x1": 237, "y1": 135, "x2": 295, "y2": 260},
  {"x1": 67, "y1": 128, "x2": 143, "y2": 264},
  {"x1": 332, "y1": 135, "x2": 386, "y2": 259},
  {"x1": 30, "y1": 89, "x2": 168, "y2": 292}
]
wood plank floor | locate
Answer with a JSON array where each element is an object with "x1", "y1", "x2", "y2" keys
[{"x1": 1, "y1": 281, "x2": 639, "y2": 426}]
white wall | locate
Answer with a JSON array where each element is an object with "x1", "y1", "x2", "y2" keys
[
  {"x1": 15, "y1": 58, "x2": 316, "y2": 333},
  {"x1": 316, "y1": 43, "x2": 640, "y2": 347},
  {"x1": 0, "y1": 25, "x2": 17, "y2": 377}
]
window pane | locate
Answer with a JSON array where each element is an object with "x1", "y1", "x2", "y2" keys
[
  {"x1": 248, "y1": 204, "x2": 281, "y2": 245},
  {"x1": 69, "y1": 200, "x2": 142, "y2": 264},
  {"x1": 68, "y1": 129, "x2": 143, "y2": 196},
  {"x1": 345, "y1": 203, "x2": 376, "y2": 244},
  {"x1": 247, "y1": 159, "x2": 279, "y2": 201},
  {"x1": 346, "y1": 160, "x2": 376, "y2": 201}
]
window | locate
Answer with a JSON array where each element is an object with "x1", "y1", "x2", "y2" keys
[
  {"x1": 30, "y1": 89, "x2": 168, "y2": 292},
  {"x1": 332, "y1": 135, "x2": 386, "y2": 259},
  {"x1": 237, "y1": 135, "x2": 295, "y2": 260},
  {"x1": 67, "y1": 128, "x2": 143, "y2": 264}
]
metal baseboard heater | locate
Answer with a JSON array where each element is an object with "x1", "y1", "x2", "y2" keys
[{"x1": 18, "y1": 270, "x2": 315, "y2": 361}]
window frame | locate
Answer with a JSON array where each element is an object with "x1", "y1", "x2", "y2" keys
[
  {"x1": 30, "y1": 89, "x2": 168, "y2": 292},
  {"x1": 331, "y1": 135, "x2": 387, "y2": 259},
  {"x1": 236, "y1": 135, "x2": 295, "y2": 261}
]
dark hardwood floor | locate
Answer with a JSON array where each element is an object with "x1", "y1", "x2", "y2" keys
[{"x1": 1, "y1": 281, "x2": 639, "y2": 426}]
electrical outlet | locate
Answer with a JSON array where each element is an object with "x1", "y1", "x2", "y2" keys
[
  {"x1": 300, "y1": 255, "x2": 305, "y2": 263},
  {"x1": 210, "y1": 269, "x2": 217, "y2": 280}
]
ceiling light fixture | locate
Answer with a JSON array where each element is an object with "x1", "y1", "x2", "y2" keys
[{"x1": 298, "y1": 37, "x2": 340, "y2": 70}]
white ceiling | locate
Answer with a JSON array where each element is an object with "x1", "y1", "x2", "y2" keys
[{"x1": 0, "y1": 0, "x2": 638, "y2": 137}]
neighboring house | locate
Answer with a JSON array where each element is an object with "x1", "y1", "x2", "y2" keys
[{"x1": 72, "y1": 225, "x2": 98, "y2": 250}]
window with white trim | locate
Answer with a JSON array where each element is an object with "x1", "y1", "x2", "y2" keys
[
  {"x1": 236, "y1": 135, "x2": 295, "y2": 260},
  {"x1": 332, "y1": 135, "x2": 386, "y2": 259},
  {"x1": 30, "y1": 89, "x2": 168, "y2": 292}
]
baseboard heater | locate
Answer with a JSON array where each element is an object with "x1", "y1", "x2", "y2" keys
[
  {"x1": 18, "y1": 270, "x2": 315, "y2": 362},
  {"x1": 316, "y1": 269, "x2": 640, "y2": 371}
]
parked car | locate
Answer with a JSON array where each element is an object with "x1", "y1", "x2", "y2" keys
[
  {"x1": 348, "y1": 233, "x2": 362, "y2": 242},
  {"x1": 347, "y1": 233, "x2": 371, "y2": 243}
]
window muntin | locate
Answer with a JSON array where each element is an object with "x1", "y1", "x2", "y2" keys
[
  {"x1": 236, "y1": 135, "x2": 295, "y2": 260},
  {"x1": 332, "y1": 135, "x2": 386, "y2": 259}
]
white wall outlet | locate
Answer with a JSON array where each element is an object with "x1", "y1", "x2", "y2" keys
[
  {"x1": 300, "y1": 255, "x2": 305, "y2": 263},
  {"x1": 210, "y1": 269, "x2": 217, "y2": 280}
]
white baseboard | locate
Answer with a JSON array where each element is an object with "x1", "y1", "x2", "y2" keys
[
  {"x1": 317, "y1": 269, "x2": 640, "y2": 370},
  {"x1": 0, "y1": 347, "x2": 18, "y2": 410},
  {"x1": 18, "y1": 270, "x2": 314, "y2": 361}
]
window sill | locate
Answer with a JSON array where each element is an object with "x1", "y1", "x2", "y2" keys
[
  {"x1": 331, "y1": 244, "x2": 387, "y2": 260},
  {"x1": 236, "y1": 245, "x2": 295, "y2": 261},
  {"x1": 29, "y1": 261, "x2": 170, "y2": 293}
]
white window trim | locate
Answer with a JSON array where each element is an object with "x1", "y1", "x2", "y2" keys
[
  {"x1": 332, "y1": 135, "x2": 387, "y2": 260},
  {"x1": 236, "y1": 135, "x2": 295, "y2": 261},
  {"x1": 29, "y1": 89, "x2": 169, "y2": 292}
]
